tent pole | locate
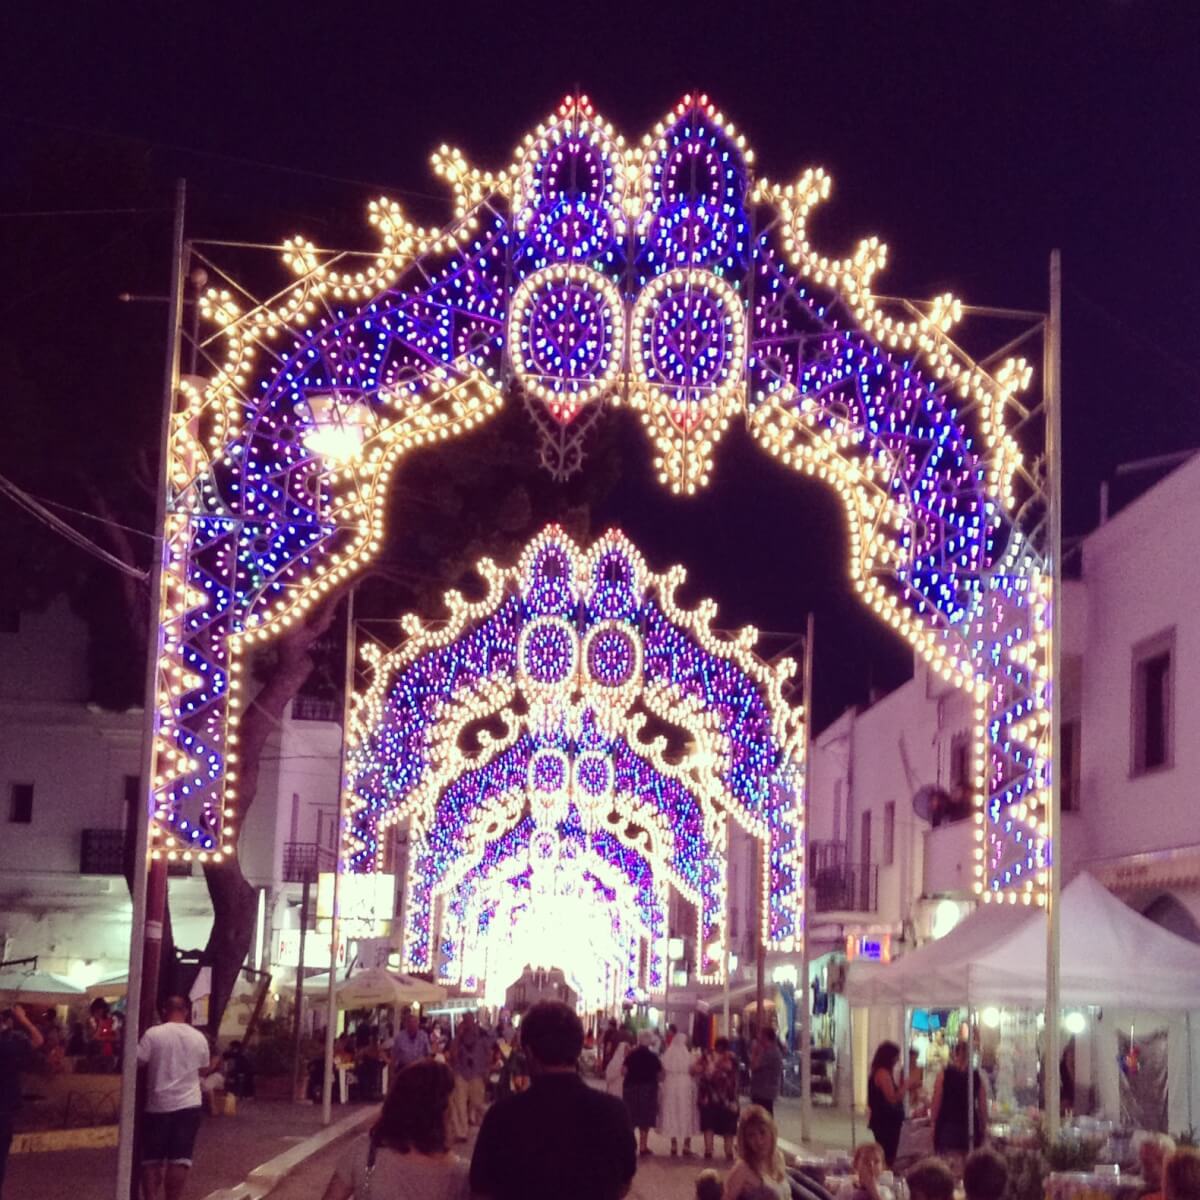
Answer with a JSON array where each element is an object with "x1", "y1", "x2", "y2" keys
[
  {"x1": 849, "y1": 1003, "x2": 858, "y2": 1149},
  {"x1": 967, "y1": 1004, "x2": 975, "y2": 1154}
]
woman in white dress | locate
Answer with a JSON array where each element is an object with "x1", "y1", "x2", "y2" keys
[
  {"x1": 658, "y1": 1025, "x2": 699, "y2": 1157},
  {"x1": 605, "y1": 1032, "x2": 630, "y2": 1097}
]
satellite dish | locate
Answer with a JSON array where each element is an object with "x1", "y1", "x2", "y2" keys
[{"x1": 913, "y1": 785, "x2": 950, "y2": 822}]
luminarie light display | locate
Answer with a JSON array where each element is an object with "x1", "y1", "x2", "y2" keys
[
  {"x1": 148, "y1": 92, "x2": 1051, "y2": 902},
  {"x1": 347, "y1": 526, "x2": 805, "y2": 990}
]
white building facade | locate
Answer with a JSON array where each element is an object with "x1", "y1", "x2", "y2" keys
[
  {"x1": 0, "y1": 597, "x2": 345, "y2": 1011},
  {"x1": 806, "y1": 452, "x2": 1200, "y2": 1119}
]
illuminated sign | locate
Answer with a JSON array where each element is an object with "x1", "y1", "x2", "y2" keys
[{"x1": 845, "y1": 933, "x2": 892, "y2": 964}]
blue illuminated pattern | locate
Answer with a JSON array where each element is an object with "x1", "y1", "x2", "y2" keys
[{"x1": 150, "y1": 92, "x2": 1049, "y2": 905}]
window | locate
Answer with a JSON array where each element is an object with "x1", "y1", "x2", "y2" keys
[
  {"x1": 949, "y1": 733, "x2": 971, "y2": 789},
  {"x1": 883, "y1": 801, "x2": 896, "y2": 866},
  {"x1": 9, "y1": 783, "x2": 33, "y2": 824},
  {"x1": 860, "y1": 811, "x2": 872, "y2": 867},
  {"x1": 832, "y1": 780, "x2": 843, "y2": 844},
  {"x1": 1061, "y1": 720, "x2": 1081, "y2": 812},
  {"x1": 1132, "y1": 630, "x2": 1174, "y2": 775}
]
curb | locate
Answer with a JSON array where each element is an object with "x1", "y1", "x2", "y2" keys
[{"x1": 200, "y1": 1106, "x2": 377, "y2": 1200}]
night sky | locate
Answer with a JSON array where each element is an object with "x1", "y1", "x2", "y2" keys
[{"x1": 3, "y1": 1, "x2": 1198, "y2": 728}]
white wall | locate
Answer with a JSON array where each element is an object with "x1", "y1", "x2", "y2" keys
[
  {"x1": 1078, "y1": 454, "x2": 1200, "y2": 863},
  {"x1": 0, "y1": 595, "x2": 90, "y2": 703},
  {"x1": 0, "y1": 703, "x2": 141, "y2": 874}
]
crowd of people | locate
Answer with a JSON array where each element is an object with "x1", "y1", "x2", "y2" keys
[{"x1": 320, "y1": 1001, "x2": 799, "y2": 1200}]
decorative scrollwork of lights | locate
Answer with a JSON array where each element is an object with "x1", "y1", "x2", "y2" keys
[
  {"x1": 150, "y1": 92, "x2": 1051, "y2": 905},
  {"x1": 346, "y1": 526, "x2": 804, "y2": 984}
]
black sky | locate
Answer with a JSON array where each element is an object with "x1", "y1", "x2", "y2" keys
[{"x1": 2, "y1": 0, "x2": 1198, "y2": 727}]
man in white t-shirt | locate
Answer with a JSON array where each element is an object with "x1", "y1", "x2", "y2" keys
[{"x1": 137, "y1": 996, "x2": 214, "y2": 1200}]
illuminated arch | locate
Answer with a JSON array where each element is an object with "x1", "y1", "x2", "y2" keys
[
  {"x1": 348, "y1": 526, "x2": 803, "y2": 978},
  {"x1": 436, "y1": 817, "x2": 666, "y2": 1006},
  {"x1": 151, "y1": 92, "x2": 1050, "y2": 903}
]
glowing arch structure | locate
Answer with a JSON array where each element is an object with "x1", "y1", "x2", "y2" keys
[
  {"x1": 348, "y1": 526, "x2": 804, "y2": 980},
  {"x1": 151, "y1": 92, "x2": 1051, "y2": 902}
]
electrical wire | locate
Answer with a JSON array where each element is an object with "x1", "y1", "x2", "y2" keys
[
  {"x1": 17, "y1": 489, "x2": 157, "y2": 541},
  {"x1": 0, "y1": 472, "x2": 149, "y2": 581}
]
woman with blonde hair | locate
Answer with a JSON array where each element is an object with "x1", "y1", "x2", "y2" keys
[{"x1": 723, "y1": 1104, "x2": 790, "y2": 1199}]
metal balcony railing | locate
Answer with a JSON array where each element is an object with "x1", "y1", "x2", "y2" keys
[
  {"x1": 811, "y1": 862, "x2": 878, "y2": 913},
  {"x1": 282, "y1": 841, "x2": 335, "y2": 883},
  {"x1": 291, "y1": 695, "x2": 341, "y2": 723},
  {"x1": 80, "y1": 828, "x2": 127, "y2": 875}
]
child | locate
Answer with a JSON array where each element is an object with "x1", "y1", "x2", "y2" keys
[
  {"x1": 850, "y1": 1143, "x2": 895, "y2": 1200},
  {"x1": 905, "y1": 1158, "x2": 956, "y2": 1200},
  {"x1": 696, "y1": 1168, "x2": 724, "y2": 1200}
]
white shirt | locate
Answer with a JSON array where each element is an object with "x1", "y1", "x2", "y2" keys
[{"x1": 137, "y1": 1022, "x2": 211, "y2": 1113}]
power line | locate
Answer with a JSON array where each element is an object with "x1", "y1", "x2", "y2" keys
[
  {"x1": 0, "y1": 472, "x2": 149, "y2": 581},
  {"x1": 3, "y1": 111, "x2": 444, "y2": 203},
  {"x1": 0, "y1": 207, "x2": 170, "y2": 218}
]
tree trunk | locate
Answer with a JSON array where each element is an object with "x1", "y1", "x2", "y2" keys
[{"x1": 201, "y1": 597, "x2": 339, "y2": 1035}]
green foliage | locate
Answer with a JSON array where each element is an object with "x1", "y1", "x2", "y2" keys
[
  {"x1": 245, "y1": 1017, "x2": 296, "y2": 1077},
  {"x1": 1003, "y1": 1148, "x2": 1049, "y2": 1200},
  {"x1": 1036, "y1": 1123, "x2": 1104, "y2": 1172}
]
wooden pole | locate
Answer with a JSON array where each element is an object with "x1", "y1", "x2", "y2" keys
[{"x1": 116, "y1": 178, "x2": 186, "y2": 1200}]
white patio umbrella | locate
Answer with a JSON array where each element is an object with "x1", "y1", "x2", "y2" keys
[
  {"x1": 299, "y1": 967, "x2": 447, "y2": 1010},
  {"x1": 0, "y1": 970, "x2": 85, "y2": 1007}
]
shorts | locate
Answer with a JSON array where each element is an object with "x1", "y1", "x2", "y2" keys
[{"x1": 142, "y1": 1107, "x2": 203, "y2": 1165}]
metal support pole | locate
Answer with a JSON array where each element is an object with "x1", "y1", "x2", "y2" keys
[
  {"x1": 799, "y1": 612, "x2": 815, "y2": 1142},
  {"x1": 755, "y1": 842, "x2": 766, "y2": 1036},
  {"x1": 291, "y1": 872, "x2": 312, "y2": 1098},
  {"x1": 115, "y1": 179, "x2": 186, "y2": 1200},
  {"x1": 321, "y1": 586, "x2": 356, "y2": 1125},
  {"x1": 723, "y1": 815, "x2": 732, "y2": 1040},
  {"x1": 1045, "y1": 248, "x2": 1064, "y2": 1137}
]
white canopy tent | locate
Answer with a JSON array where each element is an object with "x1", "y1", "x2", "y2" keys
[
  {"x1": 971, "y1": 873, "x2": 1200, "y2": 1009},
  {"x1": 843, "y1": 872, "x2": 1200, "y2": 1131},
  {"x1": 845, "y1": 902, "x2": 1029, "y2": 1007},
  {"x1": 846, "y1": 873, "x2": 1200, "y2": 1010}
]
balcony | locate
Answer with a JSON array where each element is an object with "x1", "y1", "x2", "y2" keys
[
  {"x1": 282, "y1": 841, "x2": 335, "y2": 883},
  {"x1": 811, "y1": 863, "x2": 878, "y2": 913},
  {"x1": 809, "y1": 840, "x2": 878, "y2": 913},
  {"x1": 80, "y1": 828, "x2": 128, "y2": 876},
  {"x1": 291, "y1": 695, "x2": 341, "y2": 723},
  {"x1": 81, "y1": 830, "x2": 191, "y2": 877}
]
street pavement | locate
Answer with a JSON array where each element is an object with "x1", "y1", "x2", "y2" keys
[
  {"x1": 5, "y1": 1089, "x2": 862, "y2": 1200},
  {"x1": 271, "y1": 1097, "x2": 863, "y2": 1200},
  {"x1": 270, "y1": 1124, "x2": 731, "y2": 1200},
  {"x1": 3, "y1": 1098, "x2": 372, "y2": 1200}
]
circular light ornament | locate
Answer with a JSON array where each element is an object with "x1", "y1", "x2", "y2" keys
[
  {"x1": 581, "y1": 621, "x2": 643, "y2": 726},
  {"x1": 628, "y1": 268, "x2": 747, "y2": 493},
  {"x1": 518, "y1": 615, "x2": 579, "y2": 690},
  {"x1": 573, "y1": 751, "x2": 614, "y2": 834},
  {"x1": 509, "y1": 265, "x2": 626, "y2": 424}
]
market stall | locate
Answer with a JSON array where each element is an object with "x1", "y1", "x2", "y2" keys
[{"x1": 845, "y1": 873, "x2": 1200, "y2": 1135}]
